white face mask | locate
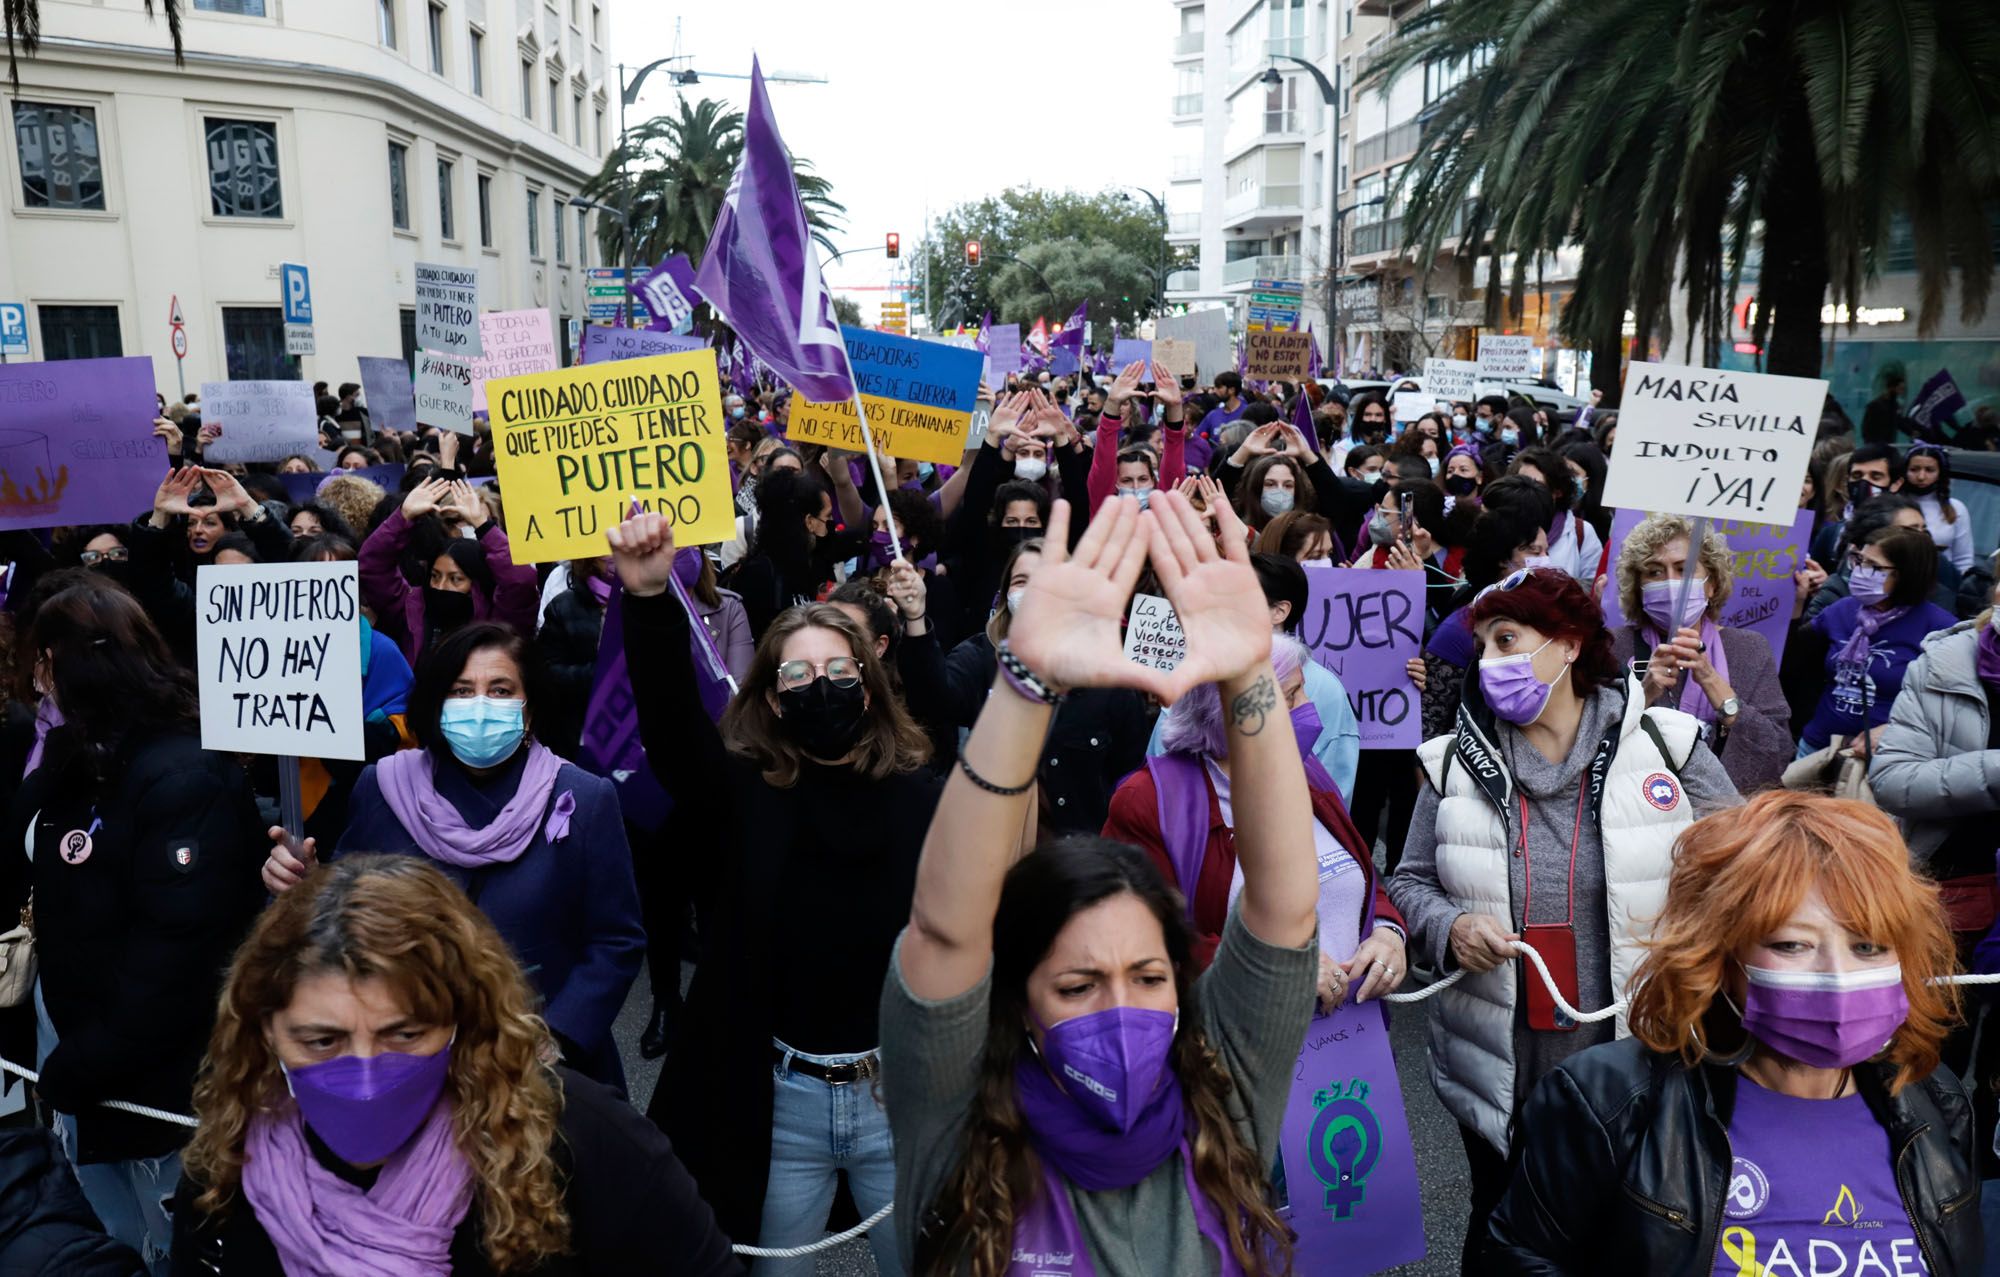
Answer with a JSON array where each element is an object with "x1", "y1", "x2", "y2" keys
[
  {"x1": 1014, "y1": 456, "x2": 1049, "y2": 482},
  {"x1": 1260, "y1": 487, "x2": 1296, "y2": 516},
  {"x1": 1006, "y1": 589, "x2": 1025, "y2": 614},
  {"x1": 1452, "y1": 413, "x2": 1467, "y2": 430},
  {"x1": 1300, "y1": 557, "x2": 1334, "y2": 570}
]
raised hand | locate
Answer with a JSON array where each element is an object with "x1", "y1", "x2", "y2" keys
[
  {"x1": 400, "y1": 476, "x2": 453, "y2": 520},
  {"x1": 262, "y1": 827, "x2": 318, "y2": 895},
  {"x1": 987, "y1": 392, "x2": 1031, "y2": 454},
  {"x1": 1231, "y1": 422, "x2": 1282, "y2": 466},
  {"x1": 1102, "y1": 361, "x2": 1146, "y2": 414},
  {"x1": 153, "y1": 417, "x2": 182, "y2": 458},
  {"x1": 885, "y1": 558, "x2": 927, "y2": 621},
  {"x1": 1144, "y1": 490, "x2": 1274, "y2": 704},
  {"x1": 444, "y1": 479, "x2": 483, "y2": 526},
  {"x1": 152, "y1": 466, "x2": 202, "y2": 516},
  {"x1": 438, "y1": 430, "x2": 461, "y2": 470},
  {"x1": 1005, "y1": 497, "x2": 1174, "y2": 701},
  {"x1": 606, "y1": 509, "x2": 678, "y2": 597},
  {"x1": 1027, "y1": 390, "x2": 1071, "y2": 447},
  {"x1": 197, "y1": 421, "x2": 223, "y2": 448},
  {"x1": 200, "y1": 467, "x2": 258, "y2": 515},
  {"x1": 1149, "y1": 362, "x2": 1183, "y2": 410}
]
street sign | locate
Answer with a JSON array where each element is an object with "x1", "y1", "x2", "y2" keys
[
  {"x1": 0, "y1": 303, "x2": 27, "y2": 356},
  {"x1": 285, "y1": 324, "x2": 315, "y2": 356},
  {"x1": 168, "y1": 295, "x2": 186, "y2": 328},
  {"x1": 171, "y1": 328, "x2": 188, "y2": 360},
  {"x1": 585, "y1": 267, "x2": 630, "y2": 321},
  {"x1": 280, "y1": 263, "x2": 312, "y2": 325}
]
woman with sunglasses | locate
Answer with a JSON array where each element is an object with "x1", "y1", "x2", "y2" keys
[
  {"x1": 609, "y1": 512, "x2": 936, "y2": 1274},
  {"x1": 1387, "y1": 567, "x2": 1739, "y2": 1271}
]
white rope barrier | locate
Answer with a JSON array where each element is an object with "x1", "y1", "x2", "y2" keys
[
  {"x1": 731, "y1": 1202, "x2": 895, "y2": 1259},
  {"x1": 0, "y1": 1056, "x2": 199, "y2": 1128}
]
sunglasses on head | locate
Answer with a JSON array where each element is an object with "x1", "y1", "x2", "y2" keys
[{"x1": 1473, "y1": 566, "x2": 1538, "y2": 605}]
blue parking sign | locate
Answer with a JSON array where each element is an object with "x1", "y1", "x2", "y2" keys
[
  {"x1": 0, "y1": 303, "x2": 26, "y2": 356},
  {"x1": 280, "y1": 263, "x2": 312, "y2": 325}
]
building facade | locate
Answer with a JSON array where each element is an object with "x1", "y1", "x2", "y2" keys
[{"x1": 2, "y1": 0, "x2": 611, "y2": 392}]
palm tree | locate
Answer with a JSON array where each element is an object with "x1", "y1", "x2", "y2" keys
[
  {"x1": 580, "y1": 95, "x2": 845, "y2": 272},
  {"x1": 1365, "y1": 0, "x2": 2000, "y2": 397},
  {"x1": 7, "y1": 0, "x2": 180, "y2": 89}
]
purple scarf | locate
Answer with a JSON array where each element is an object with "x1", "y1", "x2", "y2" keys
[
  {"x1": 375, "y1": 743, "x2": 569, "y2": 867},
  {"x1": 22, "y1": 696, "x2": 61, "y2": 778},
  {"x1": 1977, "y1": 619, "x2": 2000, "y2": 687},
  {"x1": 1640, "y1": 617, "x2": 1731, "y2": 724},
  {"x1": 242, "y1": 1099, "x2": 474, "y2": 1277},
  {"x1": 1835, "y1": 603, "x2": 1912, "y2": 675}
]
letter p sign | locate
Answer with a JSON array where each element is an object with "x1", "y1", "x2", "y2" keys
[{"x1": 281, "y1": 263, "x2": 312, "y2": 325}]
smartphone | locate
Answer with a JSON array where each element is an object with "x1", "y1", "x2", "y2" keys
[{"x1": 1399, "y1": 508, "x2": 1416, "y2": 542}]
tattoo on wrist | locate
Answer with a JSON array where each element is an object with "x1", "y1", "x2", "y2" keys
[{"x1": 1229, "y1": 675, "x2": 1279, "y2": 737}]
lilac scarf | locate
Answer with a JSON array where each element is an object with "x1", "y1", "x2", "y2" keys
[
  {"x1": 375, "y1": 743, "x2": 570, "y2": 867},
  {"x1": 1977, "y1": 618, "x2": 2000, "y2": 687},
  {"x1": 1835, "y1": 603, "x2": 1912, "y2": 675},
  {"x1": 22, "y1": 696, "x2": 61, "y2": 778},
  {"x1": 242, "y1": 1099, "x2": 474, "y2": 1277},
  {"x1": 1640, "y1": 617, "x2": 1731, "y2": 723}
]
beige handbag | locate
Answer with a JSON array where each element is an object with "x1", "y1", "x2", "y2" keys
[
  {"x1": 0, "y1": 899, "x2": 36, "y2": 1009},
  {"x1": 1781, "y1": 735, "x2": 1875, "y2": 804}
]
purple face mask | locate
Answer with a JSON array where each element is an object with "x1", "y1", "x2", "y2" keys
[
  {"x1": 1641, "y1": 577, "x2": 1708, "y2": 633},
  {"x1": 672, "y1": 548, "x2": 704, "y2": 587},
  {"x1": 1479, "y1": 638, "x2": 1569, "y2": 725},
  {"x1": 1014, "y1": 1006, "x2": 1184, "y2": 1191},
  {"x1": 1290, "y1": 701, "x2": 1323, "y2": 759},
  {"x1": 285, "y1": 1042, "x2": 453, "y2": 1166},
  {"x1": 1848, "y1": 563, "x2": 1891, "y2": 607},
  {"x1": 866, "y1": 528, "x2": 897, "y2": 569},
  {"x1": 1740, "y1": 964, "x2": 1908, "y2": 1069}
]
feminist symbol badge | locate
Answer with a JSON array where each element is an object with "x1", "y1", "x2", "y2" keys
[
  {"x1": 58, "y1": 830, "x2": 91, "y2": 865},
  {"x1": 1306, "y1": 1077, "x2": 1384, "y2": 1218}
]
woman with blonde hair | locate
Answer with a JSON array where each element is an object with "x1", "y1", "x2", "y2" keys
[
  {"x1": 1608, "y1": 513, "x2": 1795, "y2": 791},
  {"x1": 1486, "y1": 791, "x2": 1979, "y2": 1273},
  {"x1": 171, "y1": 854, "x2": 739, "y2": 1275}
]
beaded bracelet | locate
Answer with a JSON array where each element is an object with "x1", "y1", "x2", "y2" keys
[
  {"x1": 958, "y1": 755, "x2": 1036, "y2": 796},
  {"x1": 996, "y1": 640, "x2": 1063, "y2": 706}
]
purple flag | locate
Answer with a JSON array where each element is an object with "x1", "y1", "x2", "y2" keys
[
  {"x1": 973, "y1": 309, "x2": 993, "y2": 354},
  {"x1": 1297, "y1": 567, "x2": 1426, "y2": 748},
  {"x1": 1306, "y1": 322, "x2": 1323, "y2": 379},
  {"x1": 1050, "y1": 302, "x2": 1088, "y2": 354},
  {"x1": 1910, "y1": 368, "x2": 1967, "y2": 431},
  {"x1": 693, "y1": 59, "x2": 854, "y2": 405},
  {"x1": 1092, "y1": 351, "x2": 1110, "y2": 376},
  {"x1": 1294, "y1": 381, "x2": 1318, "y2": 439},
  {"x1": 632, "y1": 253, "x2": 702, "y2": 333}
]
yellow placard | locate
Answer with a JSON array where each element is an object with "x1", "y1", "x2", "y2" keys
[
  {"x1": 488, "y1": 351, "x2": 735, "y2": 563},
  {"x1": 789, "y1": 395, "x2": 973, "y2": 466}
]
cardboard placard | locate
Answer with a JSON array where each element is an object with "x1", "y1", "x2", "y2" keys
[
  {"x1": 580, "y1": 327, "x2": 706, "y2": 365},
  {"x1": 469, "y1": 309, "x2": 559, "y2": 412},
  {"x1": 415, "y1": 351, "x2": 475, "y2": 434},
  {"x1": 1423, "y1": 357, "x2": 1479, "y2": 403},
  {"x1": 1153, "y1": 309, "x2": 1231, "y2": 383},
  {"x1": 1297, "y1": 568, "x2": 1426, "y2": 749},
  {"x1": 196, "y1": 562, "x2": 365, "y2": 761},
  {"x1": 1246, "y1": 329, "x2": 1314, "y2": 379},
  {"x1": 200, "y1": 380, "x2": 319, "y2": 462},
  {"x1": 1122, "y1": 593, "x2": 1186, "y2": 672},
  {"x1": 1475, "y1": 334, "x2": 1534, "y2": 380},
  {"x1": 789, "y1": 326, "x2": 985, "y2": 465},
  {"x1": 1152, "y1": 338, "x2": 1196, "y2": 381},
  {"x1": 356, "y1": 356, "x2": 416, "y2": 435},
  {"x1": 415, "y1": 262, "x2": 481, "y2": 356},
  {"x1": 0, "y1": 355, "x2": 168, "y2": 530}
]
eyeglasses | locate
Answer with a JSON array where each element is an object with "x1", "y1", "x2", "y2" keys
[
  {"x1": 776, "y1": 657, "x2": 863, "y2": 691},
  {"x1": 1846, "y1": 550, "x2": 1894, "y2": 574},
  {"x1": 79, "y1": 548, "x2": 130, "y2": 566},
  {"x1": 1473, "y1": 566, "x2": 1534, "y2": 605}
]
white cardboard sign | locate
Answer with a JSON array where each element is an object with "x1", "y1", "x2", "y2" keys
[
  {"x1": 1475, "y1": 334, "x2": 1535, "y2": 380},
  {"x1": 196, "y1": 562, "x2": 365, "y2": 761},
  {"x1": 415, "y1": 261, "x2": 482, "y2": 357},
  {"x1": 415, "y1": 349, "x2": 475, "y2": 434},
  {"x1": 1123, "y1": 593, "x2": 1187, "y2": 672},
  {"x1": 1424, "y1": 357, "x2": 1479, "y2": 403},
  {"x1": 198, "y1": 380, "x2": 318, "y2": 462}
]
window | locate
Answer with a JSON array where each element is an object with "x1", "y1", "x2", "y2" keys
[
  {"x1": 438, "y1": 158, "x2": 455, "y2": 239},
  {"x1": 426, "y1": 3, "x2": 445, "y2": 74},
  {"x1": 195, "y1": 0, "x2": 267, "y2": 13},
  {"x1": 399, "y1": 307, "x2": 419, "y2": 368},
  {"x1": 1355, "y1": 172, "x2": 1384, "y2": 224},
  {"x1": 559, "y1": 314, "x2": 574, "y2": 366},
  {"x1": 521, "y1": 59, "x2": 534, "y2": 119},
  {"x1": 590, "y1": 3, "x2": 601, "y2": 45},
  {"x1": 577, "y1": 207, "x2": 589, "y2": 266},
  {"x1": 378, "y1": 0, "x2": 397, "y2": 48},
  {"x1": 594, "y1": 105, "x2": 604, "y2": 153},
  {"x1": 526, "y1": 186, "x2": 541, "y2": 257},
  {"x1": 204, "y1": 118, "x2": 282, "y2": 218},
  {"x1": 572, "y1": 90, "x2": 584, "y2": 146},
  {"x1": 12, "y1": 101, "x2": 105, "y2": 210},
  {"x1": 37, "y1": 305, "x2": 121, "y2": 360},
  {"x1": 477, "y1": 171, "x2": 493, "y2": 246},
  {"x1": 554, "y1": 194, "x2": 566, "y2": 263},
  {"x1": 387, "y1": 140, "x2": 410, "y2": 230},
  {"x1": 568, "y1": 0, "x2": 579, "y2": 25},
  {"x1": 222, "y1": 307, "x2": 295, "y2": 380},
  {"x1": 468, "y1": 29, "x2": 484, "y2": 94},
  {"x1": 549, "y1": 73, "x2": 561, "y2": 134}
]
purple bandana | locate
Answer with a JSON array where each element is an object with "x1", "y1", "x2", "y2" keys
[{"x1": 1977, "y1": 620, "x2": 2000, "y2": 687}]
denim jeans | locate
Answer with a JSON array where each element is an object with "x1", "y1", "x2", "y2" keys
[
  {"x1": 755, "y1": 1039, "x2": 902, "y2": 1276},
  {"x1": 35, "y1": 981, "x2": 177, "y2": 1277}
]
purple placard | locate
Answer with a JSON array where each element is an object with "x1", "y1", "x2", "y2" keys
[
  {"x1": 356, "y1": 356, "x2": 416, "y2": 435},
  {"x1": 278, "y1": 463, "x2": 409, "y2": 508},
  {"x1": 1597, "y1": 507, "x2": 1814, "y2": 666},
  {"x1": 1049, "y1": 347, "x2": 1079, "y2": 377},
  {"x1": 1297, "y1": 568, "x2": 1426, "y2": 749},
  {"x1": 579, "y1": 327, "x2": 707, "y2": 364},
  {"x1": 987, "y1": 324, "x2": 1022, "y2": 375},
  {"x1": 631, "y1": 253, "x2": 701, "y2": 332},
  {"x1": 1279, "y1": 1000, "x2": 1427, "y2": 1274},
  {"x1": 0, "y1": 355, "x2": 167, "y2": 531},
  {"x1": 1111, "y1": 337, "x2": 1153, "y2": 372}
]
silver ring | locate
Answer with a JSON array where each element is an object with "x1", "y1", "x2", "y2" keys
[{"x1": 1372, "y1": 958, "x2": 1385, "y2": 969}]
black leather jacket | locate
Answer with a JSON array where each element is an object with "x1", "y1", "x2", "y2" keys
[{"x1": 1487, "y1": 1038, "x2": 1982, "y2": 1275}]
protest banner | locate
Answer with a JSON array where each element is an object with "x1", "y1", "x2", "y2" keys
[
  {"x1": 1392, "y1": 392, "x2": 1430, "y2": 423},
  {"x1": 0, "y1": 355, "x2": 166, "y2": 530},
  {"x1": 469, "y1": 309, "x2": 559, "y2": 411},
  {"x1": 1279, "y1": 1000, "x2": 1427, "y2": 1275},
  {"x1": 630, "y1": 253, "x2": 700, "y2": 332},
  {"x1": 788, "y1": 326, "x2": 985, "y2": 466},
  {"x1": 1475, "y1": 334, "x2": 1535, "y2": 380},
  {"x1": 414, "y1": 261, "x2": 481, "y2": 356},
  {"x1": 1423, "y1": 357, "x2": 1479, "y2": 403},
  {"x1": 488, "y1": 349, "x2": 735, "y2": 562},
  {"x1": 1122, "y1": 594, "x2": 1186, "y2": 672},
  {"x1": 987, "y1": 324, "x2": 1022, "y2": 377},
  {"x1": 356, "y1": 356, "x2": 416, "y2": 435},
  {"x1": 1152, "y1": 338, "x2": 1196, "y2": 381},
  {"x1": 1597, "y1": 507, "x2": 1814, "y2": 667},
  {"x1": 580, "y1": 327, "x2": 706, "y2": 364},
  {"x1": 1154, "y1": 308, "x2": 1231, "y2": 382},
  {"x1": 1111, "y1": 337, "x2": 1153, "y2": 372},
  {"x1": 415, "y1": 350, "x2": 475, "y2": 434},
  {"x1": 1246, "y1": 329, "x2": 1314, "y2": 379},
  {"x1": 277, "y1": 463, "x2": 406, "y2": 508},
  {"x1": 1910, "y1": 368, "x2": 1967, "y2": 432},
  {"x1": 1297, "y1": 568, "x2": 1425, "y2": 749},
  {"x1": 200, "y1": 380, "x2": 319, "y2": 462},
  {"x1": 1600, "y1": 361, "x2": 1824, "y2": 527},
  {"x1": 1049, "y1": 348, "x2": 1079, "y2": 377},
  {"x1": 196, "y1": 561, "x2": 364, "y2": 761}
]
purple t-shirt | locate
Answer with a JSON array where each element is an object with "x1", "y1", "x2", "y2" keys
[
  {"x1": 1800, "y1": 597, "x2": 1956, "y2": 748},
  {"x1": 1715, "y1": 1079, "x2": 1924, "y2": 1277},
  {"x1": 1196, "y1": 399, "x2": 1247, "y2": 440}
]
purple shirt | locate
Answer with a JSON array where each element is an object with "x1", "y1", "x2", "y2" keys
[
  {"x1": 1715, "y1": 1079, "x2": 1923, "y2": 1277},
  {"x1": 1196, "y1": 399, "x2": 1247, "y2": 440},
  {"x1": 1801, "y1": 597, "x2": 1956, "y2": 748}
]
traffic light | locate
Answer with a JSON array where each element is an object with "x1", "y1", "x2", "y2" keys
[
  {"x1": 886, "y1": 232, "x2": 900, "y2": 259},
  {"x1": 965, "y1": 239, "x2": 982, "y2": 267}
]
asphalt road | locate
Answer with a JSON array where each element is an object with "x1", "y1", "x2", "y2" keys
[{"x1": 611, "y1": 963, "x2": 1473, "y2": 1276}]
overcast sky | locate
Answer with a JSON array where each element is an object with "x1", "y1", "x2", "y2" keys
[{"x1": 610, "y1": 0, "x2": 1177, "y2": 324}]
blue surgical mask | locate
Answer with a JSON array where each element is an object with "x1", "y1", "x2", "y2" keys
[
  {"x1": 729, "y1": 405, "x2": 746, "y2": 420},
  {"x1": 1500, "y1": 428, "x2": 1520, "y2": 446},
  {"x1": 438, "y1": 696, "x2": 527, "y2": 768},
  {"x1": 1119, "y1": 486, "x2": 1154, "y2": 511}
]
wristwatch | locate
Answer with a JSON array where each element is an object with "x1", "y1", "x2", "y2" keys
[{"x1": 1717, "y1": 695, "x2": 1741, "y2": 719}]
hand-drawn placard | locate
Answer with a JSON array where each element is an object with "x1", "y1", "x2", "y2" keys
[
  {"x1": 788, "y1": 326, "x2": 984, "y2": 465},
  {"x1": 415, "y1": 350, "x2": 475, "y2": 434},
  {"x1": 468, "y1": 309, "x2": 559, "y2": 412},
  {"x1": 1122, "y1": 593, "x2": 1186, "y2": 672},
  {"x1": 200, "y1": 380, "x2": 319, "y2": 463},
  {"x1": 1246, "y1": 330, "x2": 1314, "y2": 379},
  {"x1": 580, "y1": 327, "x2": 707, "y2": 365},
  {"x1": 1424, "y1": 357, "x2": 1479, "y2": 403},
  {"x1": 415, "y1": 262, "x2": 481, "y2": 357},
  {"x1": 356, "y1": 356, "x2": 416, "y2": 435},
  {"x1": 0, "y1": 355, "x2": 167, "y2": 530},
  {"x1": 1296, "y1": 568, "x2": 1426, "y2": 749},
  {"x1": 1475, "y1": 334, "x2": 1534, "y2": 380},
  {"x1": 196, "y1": 561, "x2": 364, "y2": 760}
]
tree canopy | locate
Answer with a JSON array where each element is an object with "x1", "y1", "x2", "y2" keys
[{"x1": 920, "y1": 187, "x2": 1169, "y2": 333}]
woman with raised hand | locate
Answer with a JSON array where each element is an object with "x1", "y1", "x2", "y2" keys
[
  {"x1": 358, "y1": 476, "x2": 538, "y2": 662},
  {"x1": 882, "y1": 492, "x2": 1321, "y2": 1276}
]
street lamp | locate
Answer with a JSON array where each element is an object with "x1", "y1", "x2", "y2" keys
[{"x1": 1116, "y1": 188, "x2": 1170, "y2": 318}]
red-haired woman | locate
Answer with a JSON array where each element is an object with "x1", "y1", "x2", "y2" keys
[
  {"x1": 1486, "y1": 792, "x2": 1979, "y2": 1274},
  {"x1": 1386, "y1": 567, "x2": 1741, "y2": 1272}
]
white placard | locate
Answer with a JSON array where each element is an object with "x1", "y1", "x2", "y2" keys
[
  {"x1": 1392, "y1": 392, "x2": 1430, "y2": 423},
  {"x1": 415, "y1": 349, "x2": 475, "y2": 435},
  {"x1": 199, "y1": 380, "x2": 318, "y2": 462},
  {"x1": 1424, "y1": 357, "x2": 1479, "y2": 403},
  {"x1": 1123, "y1": 593, "x2": 1186, "y2": 672},
  {"x1": 415, "y1": 261, "x2": 482, "y2": 357},
  {"x1": 1599, "y1": 361, "x2": 1827, "y2": 528},
  {"x1": 196, "y1": 562, "x2": 365, "y2": 761},
  {"x1": 1476, "y1": 334, "x2": 1535, "y2": 380},
  {"x1": 1154, "y1": 309, "x2": 1232, "y2": 382}
]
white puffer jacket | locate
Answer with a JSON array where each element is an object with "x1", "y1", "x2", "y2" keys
[{"x1": 1415, "y1": 684, "x2": 1699, "y2": 1154}]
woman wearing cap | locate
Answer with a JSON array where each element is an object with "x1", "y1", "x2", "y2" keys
[
  {"x1": 1485, "y1": 792, "x2": 1978, "y2": 1274},
  {"x1": 1608, "y1": 514, "x2": 1795, "y2": 792},
  {"x1": 1388, "y1": 567, "x2": 1739, "y2": 1271}
]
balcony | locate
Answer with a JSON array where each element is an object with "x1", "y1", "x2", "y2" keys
[
  {"x1": 1222, "y1": 254, "x2": 1301, "y2": 286},
  {"x1": 1172, "y1": 92, "x2": 1204, "y2": 116},
  {"x1": 1222, "y1": 182, "x2": 1304, "y2": 232},
  {"x1": 1167, "y1": 268, "x2": 1204, "y2": 293},
  {"x1": 1171, "y1": 155, "x2": 1203, "y2": 181},
  {"x1": 1174, "y1": 31, "x2": 1204, "y2": 55},
  {"x1": 1353, "y1": 118, "x2": 1422, "y2": 173},
  {"x1": 1356, "y1": 0, "x2": 1422, "y2": 14},
  {"x1": 1350, "y1": 216, "x2": 1401, "y2": 257},
  {"x1": 1167, "y1": 210, "x2": 1202, "y2": 234}
]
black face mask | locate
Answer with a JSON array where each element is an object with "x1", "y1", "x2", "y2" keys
[
  {"x1": 775, "y1": 676, "x2": 868, "y2": 761},
  {"x1": 1444, "y1": 475, "x2": 1479, "y2": 498},
  {"x1": 995, "y1": 525, "x2": 1040, "y2": 551},
  {"x1": 424, "y1": 586, "x2": 475, "y2": 636}
]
